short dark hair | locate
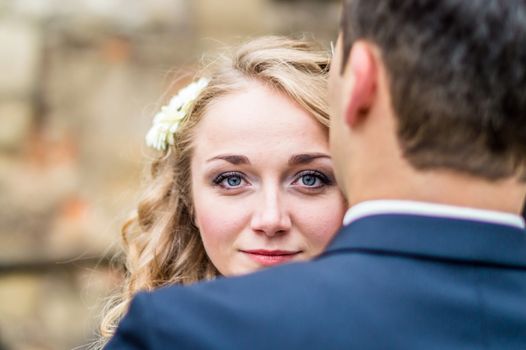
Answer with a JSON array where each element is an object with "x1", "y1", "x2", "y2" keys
[{"x1": 341, "y1": 0, "x2": 526, "y2": 181}]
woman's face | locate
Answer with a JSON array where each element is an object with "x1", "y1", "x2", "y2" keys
[{"x1": 191, "y1": 81, "x2": 347, "y2": 276}]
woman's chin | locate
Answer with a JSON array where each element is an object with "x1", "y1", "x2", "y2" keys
[{"x1": 221, "y1": 252, "x2": 306, "y2": 276}]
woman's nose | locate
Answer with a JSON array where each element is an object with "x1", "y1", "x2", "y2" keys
[{"x1": 250, "y1": 189, "x2": 291, "y2": 237}]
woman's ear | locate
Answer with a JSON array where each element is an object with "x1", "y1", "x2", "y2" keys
[{"x1": 342, "y1": 41, "x2": 377, "y2": 128}]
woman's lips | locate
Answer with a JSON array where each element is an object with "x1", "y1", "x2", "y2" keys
[{"x1": 240, "y1": 249, "x2": 301, "y2": 267}]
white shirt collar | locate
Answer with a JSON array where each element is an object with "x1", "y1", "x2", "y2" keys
[{"x1": 343, "y1": 200, "x2": 525, "y2": 229}]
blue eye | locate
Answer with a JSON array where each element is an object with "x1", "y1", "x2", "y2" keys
[
  {"x1": 293, "y1": 170, "x2": 332, "y2": 190},
  {"x1": 213, "y1": 172, "x2": 246, "y2": 189},
  {"x1": 226, "y1": 175, "x2": 242, "y2": 187},
  {"x1": 301, "y1": 174, "x2": 319, "y2": 187}
]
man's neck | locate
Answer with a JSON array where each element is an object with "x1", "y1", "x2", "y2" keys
[{"x1": 346, "y1": 168, "x2": 526, "y2": 215}]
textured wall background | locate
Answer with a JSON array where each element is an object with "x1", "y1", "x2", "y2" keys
[{"x1": 0, "y1": 0, "x2": 339, "y2": 349}]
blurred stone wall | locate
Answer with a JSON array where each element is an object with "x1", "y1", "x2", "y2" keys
[{"x1": 0, "y1": 0, "x2": 339, "y2": 349}]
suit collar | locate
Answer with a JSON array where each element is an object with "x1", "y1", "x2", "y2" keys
[
  {"x1": 325, "y1": 214, "x2": 526, "y2": 268},
  {"x1": 343, "y1": 200, "x2": 525, "y2": 229}
]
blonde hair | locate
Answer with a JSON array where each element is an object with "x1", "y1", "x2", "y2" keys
[{"x1": 99, "y1": 35, "x2": 331, "y2": 344}]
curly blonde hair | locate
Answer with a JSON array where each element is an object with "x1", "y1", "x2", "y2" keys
[{"x1": 99, "y1": 35, "x2": 331, "y2": 344}]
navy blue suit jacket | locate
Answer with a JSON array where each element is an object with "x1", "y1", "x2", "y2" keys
[{"x1": 106, "y1": 214, "x2": 526, "y2": 349}]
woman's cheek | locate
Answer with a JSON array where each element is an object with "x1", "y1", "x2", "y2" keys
[
  {"x1": 197, "y1": 209, "x2": 228, "y2": 245},
  {"x1": 195, "y1": 199, "x2": 247, "y2": 255},
  {"x1": 298, "y1": 196, "x2": 346, "y2": 250}
]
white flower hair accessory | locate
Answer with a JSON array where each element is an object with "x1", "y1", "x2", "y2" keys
[{"x1": 146, "y1": 77, "x2": 210, "y2": 151}]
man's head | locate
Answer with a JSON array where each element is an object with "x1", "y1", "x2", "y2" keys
[{"x1": 329, "y1": 0, "x2": 526, "y2": 208}]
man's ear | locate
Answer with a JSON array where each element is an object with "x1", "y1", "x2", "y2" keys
[{"x1": 342, "y1": 41, "x2": 377, "y2": 128}]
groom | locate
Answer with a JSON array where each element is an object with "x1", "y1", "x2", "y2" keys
[{"x1": 106, "y1": 1, "x2": 526, "y2": 349}]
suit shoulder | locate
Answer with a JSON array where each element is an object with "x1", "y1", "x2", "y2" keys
[{"x1": 143, "y1": 260, "x2": 352, "y2": 348}]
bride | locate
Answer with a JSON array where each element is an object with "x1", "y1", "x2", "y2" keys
[{"x1": 99, "y1": 35, "x2": 346, "y2": 344}]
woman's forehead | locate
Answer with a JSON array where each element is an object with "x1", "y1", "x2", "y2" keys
[{"x1": 192, "y1": 83, "x2": 328, "y2": 158}]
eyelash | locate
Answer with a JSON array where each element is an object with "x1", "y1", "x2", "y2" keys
[
  {"x1": 292, "y1": 170, "x2": 332, "y2": 189},
  {"x1": 212, "y1": 170, "x2": 333, "y2": 191},
  {"x1": 212, "y1": 171, "x2": 248, "y2": 189}
]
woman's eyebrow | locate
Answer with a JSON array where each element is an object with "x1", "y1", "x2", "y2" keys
[
  {"x1": 206, "y1": 154, "x2": 250, "y2": 165},
  {"x1": 288, "y1": 153, "x2": 331, "y2": 165}
]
